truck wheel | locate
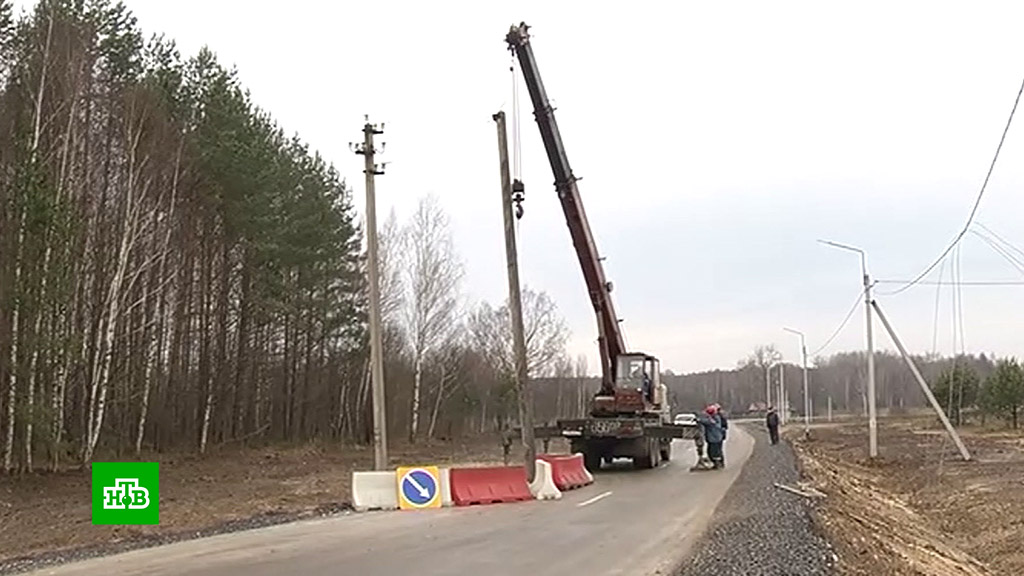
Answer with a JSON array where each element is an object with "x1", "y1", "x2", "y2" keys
[
  {"x1": 660, "y1": 442, "x2": 671, "y2": 462},
  {"x1": 633, "y1": 439, "x2": 657, "y2": 469},
  {"x1": 583, "y1": 449, "x2": 602, "y2": 472}
]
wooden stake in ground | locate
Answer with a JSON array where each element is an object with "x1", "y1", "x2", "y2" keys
[
  {"x1": 353, "y1": 118, "x2": 389, "y2": 471},
  {"x1": 493, "y1": 111, "x2": 535, "y2": 483}
]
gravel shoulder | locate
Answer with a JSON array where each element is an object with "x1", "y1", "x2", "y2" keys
[{"x1": 677, "y1": 424, "x2": 837, "y2": 576}]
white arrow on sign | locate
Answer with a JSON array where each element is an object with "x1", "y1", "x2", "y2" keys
[{"x1": 405, "y1": 473, "x2": 431, "y2": 499}]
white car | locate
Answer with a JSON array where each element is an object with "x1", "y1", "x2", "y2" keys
[{"x1": 673, "y1": 412, "x2": 697, "y2": 426}]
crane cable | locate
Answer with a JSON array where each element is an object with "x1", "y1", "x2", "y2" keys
[
  {"x1": 511, "y1": 59, "x2": 522, "y2": 183},
  {"x1": 510, "y1": 58, "x2": 525, "y2": 229}
]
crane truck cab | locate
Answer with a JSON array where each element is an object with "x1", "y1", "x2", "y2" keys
[{"x1": 591, "y1": 353, "x2": 669, "y2": 417}]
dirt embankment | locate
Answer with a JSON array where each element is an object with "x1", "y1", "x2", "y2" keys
[
  {"x1": 788, "y1": 419, "x2": 1024, "y2": 576},
  {"x1": 0, "y1": 435, "x2": 541, "y2": 573}
]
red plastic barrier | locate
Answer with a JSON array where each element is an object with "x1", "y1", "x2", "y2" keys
[
  {"x1": 449, "y1": 466, "x2": 533, "y2": 506},
  {"x1": 538, "y1": 453, "x2": 594, "y2": 491}
]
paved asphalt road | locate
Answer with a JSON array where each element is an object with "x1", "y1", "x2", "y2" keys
[{"x1": 27, "y1": 429, "x2": 754, "y2": 576}]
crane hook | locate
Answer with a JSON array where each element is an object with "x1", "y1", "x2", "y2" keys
[{"x1": 512, "y1": 179, "x2": 525, "y2": 220}]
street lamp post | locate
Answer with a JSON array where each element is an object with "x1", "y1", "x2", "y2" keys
[
  {"x1": 819, "y1": 239, "x2": 877, "y2": 458},
  {"x1": 778, "y1": 363, "x2": 786, "y2": 426},
  {"x1": 783, "y1": 327, "x2": 810, "y2": 436}
]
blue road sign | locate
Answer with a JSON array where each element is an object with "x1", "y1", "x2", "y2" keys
[{"x1": 400, "y1": 468, "x2": 438, "y2": 507}]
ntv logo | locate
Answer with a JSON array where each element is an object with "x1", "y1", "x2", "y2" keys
[
  {"x1": 103, "y1": 478, "x2": 151, "y2": 510},
  {"x1": 92, "y1": 462, "x2": 160, "y2": 525}
]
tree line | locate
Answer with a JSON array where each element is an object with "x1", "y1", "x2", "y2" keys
[
  {"x1": 4, "y1": 1, "x2": 1020, "y2": 477},
  {"x1": 0, "y1": 0, "x2": 590, "y2": 474},
  {"x1": 666, "y1": 344, "x2": 1024, "y2": 430}
]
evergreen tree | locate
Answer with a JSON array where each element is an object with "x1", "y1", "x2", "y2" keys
[
  {"x1": 982, "y1": 359, "x2": 1024, "y2": 429},
  {"x1": 931, "y1": 362, "x2": 980, "y2": 426}
]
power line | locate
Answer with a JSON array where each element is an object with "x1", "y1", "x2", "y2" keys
[
  {"x1": 885, "y1": 74, "x2": 1024, "y2": 295},
  {"x1": 956, "y1": 244, "x2": 967, "y2": 359},
  {"x1": 976, "y1": 222, "x2": 1024, "y2": 263},
  {"x1": 930, "y1": 256, "x2": 947, "y2": 355},
  {"x1": 875, "y1": 279, "x2": 1024, "y2": 286},
  {"x1": 969, "y1": 229, "x2": 1024, "y2": 275},
  {"x1": 808, "y1": 290, "x2": 863, "y2": 358}
]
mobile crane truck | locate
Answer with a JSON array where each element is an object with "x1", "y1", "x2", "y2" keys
[{"x1": 506, "y1": 23, "x2": 700, "y2": 471}]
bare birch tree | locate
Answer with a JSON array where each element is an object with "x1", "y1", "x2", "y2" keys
[
  {"x1": 401, "y1": 195, "x2": 463, "y2": 443},
  {"x1": 468, "y1": 287, "x2": 570, "y2": 381},
  {"x1": 426, "y1": 332, "x2": 466, "y2": 440},
  {"x1": 378, "y1": 208, "x2": 405, "y2": 329}
]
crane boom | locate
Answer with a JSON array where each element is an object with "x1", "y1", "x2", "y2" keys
[{"x1": 505, "y1": 22, "x2": 625, "y2": 392}]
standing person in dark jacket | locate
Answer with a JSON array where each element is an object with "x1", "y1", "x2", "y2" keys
[
  {"x1": 697, "y1": 405, "x2": 725, "y2": 469},
  {"x1": 713, "y1": 404, "x2": 728, "y2": 465},
  {"x1": 766, "y1": 406, "x2": 780, "y2": 445}
]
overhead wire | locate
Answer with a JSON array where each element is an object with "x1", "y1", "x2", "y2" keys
[
  {"x1": 976, "y1": 222, "x2": 1024, "y2": 263},
  {"x1": 808, "y1": 290, "x2": 864, "y2": 358},
  {"x1": 969, "y1": 229, "x2": 1024, "y2": 276},
  {"x1": 884, "y1": 74, "x2": 1024, "y2": 296},
  {"x1": 939, "y1": 247, "x2": 959, "y2": 474},
  {"x1": 972, "y1": 225, "x2": 1024, "y2": 266},
  {"x1": 875, "y1": 279, "x2": 1024, "y2": 286},
  {"x1": 931, "y1": 256, "x2": 947, "y2": 355},
  {"x1": 972, "y1": 223, "x2": 1024, "y2": 272},
  {"x1": 956, "y1": 244, "x2": 967, "y2": 360}
]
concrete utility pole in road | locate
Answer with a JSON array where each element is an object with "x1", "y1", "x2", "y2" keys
[
  {"x1": 783, "y1": 327, "x2": 810, "y2": 436},
  {"x1": 493, "y1": 111, "x2": 536, "y2": 483},
  {"x1": 819, "y1": 239, "x2": 877, "y2": 458},
  {"x1": 353, "y1": 118, "x2": 388, "y2": 471}
]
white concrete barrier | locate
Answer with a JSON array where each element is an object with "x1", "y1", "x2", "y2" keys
[
  {"x1": 440, "y1": 467, "x2": 454, "y2": 507},
  {"x1": 351, "y1": 471, "x2": 399, "y2": 512},
  {"x1": 528, "y1": 459, "x2": 562, "y2": 500}
]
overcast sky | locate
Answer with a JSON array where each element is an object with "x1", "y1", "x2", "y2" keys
[{"x1": 13, "y1": 0, "x2": 1024, "y2": 374}]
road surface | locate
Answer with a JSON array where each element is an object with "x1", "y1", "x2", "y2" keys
[{"x1": 27, "y1": 429, "x2": 754, "y2": 576}]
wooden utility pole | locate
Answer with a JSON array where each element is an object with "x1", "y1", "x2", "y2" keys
[
  {"x1": 493, "y1": 111, "x2": 535, "y2": 483},
  {"x1": 353, "y1": 117, "x2": 389, "y2": 471}
]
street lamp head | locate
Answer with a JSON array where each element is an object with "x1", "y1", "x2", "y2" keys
[
  {"x1": 819, "y1": 239, "x2": 868, "y2": 277},
  {"x1": 818, "y1": 239, "x2": 863, "y2": 255}
]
